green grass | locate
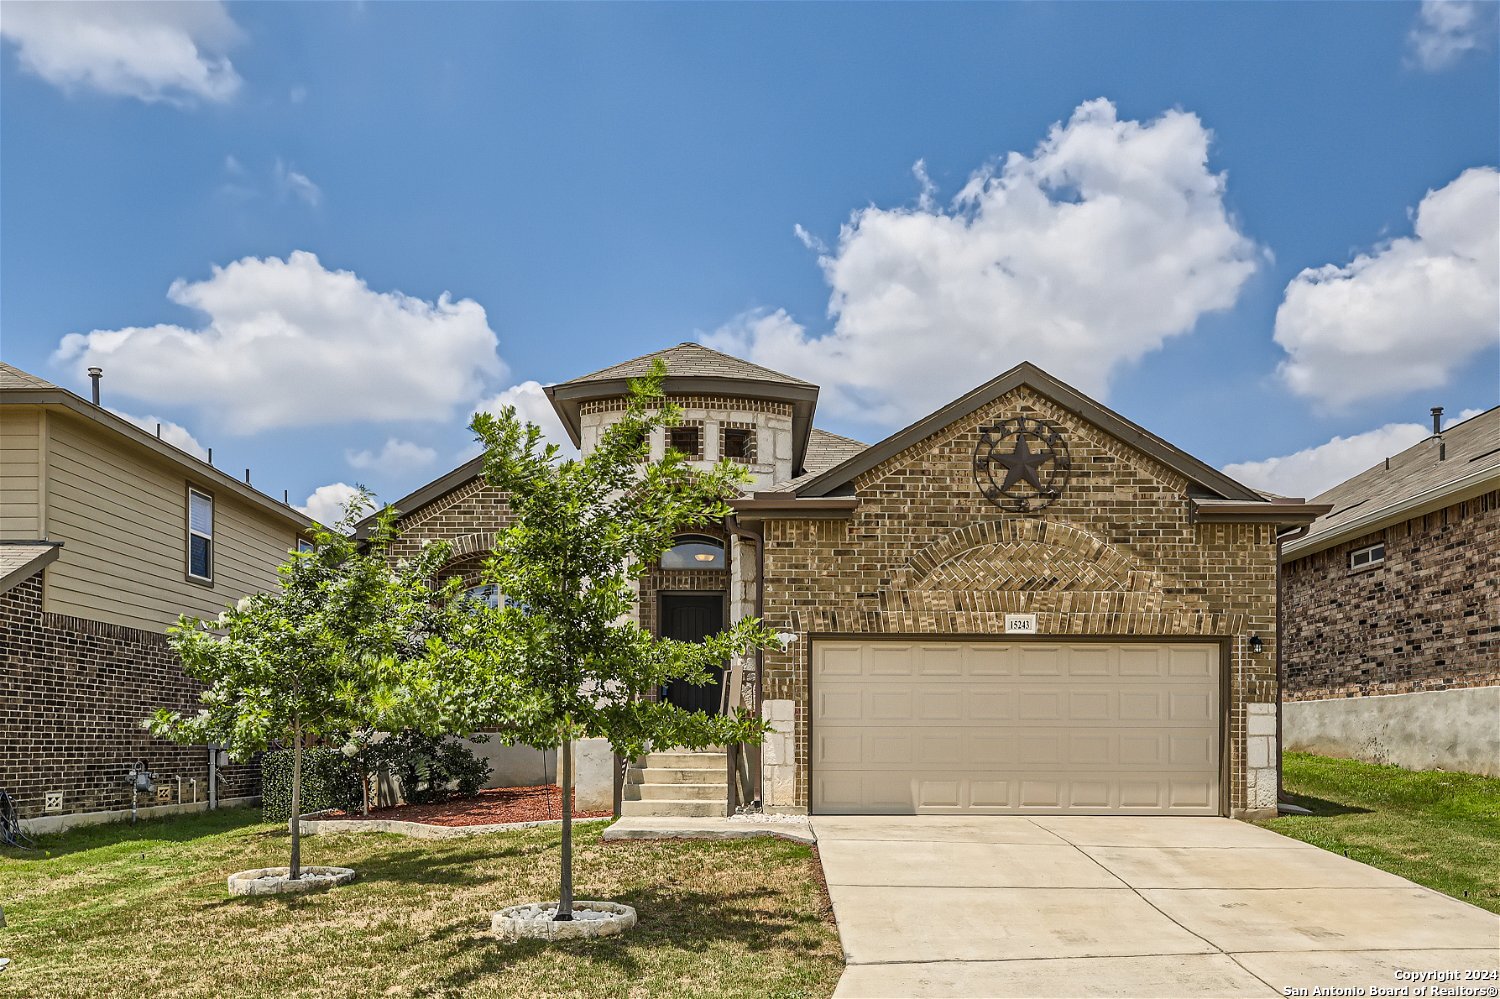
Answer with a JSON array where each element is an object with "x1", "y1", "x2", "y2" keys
[
  {"x1": 1263, "y1": 752, "x2": 1500, "y2": 913},
  {"x1": 0, "y1": 809, "x2": 842, "y2": 999}
]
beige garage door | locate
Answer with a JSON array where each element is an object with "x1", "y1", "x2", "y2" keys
[{"x1": 811, "y1": 640, "x2": 1221, "y2": 815}]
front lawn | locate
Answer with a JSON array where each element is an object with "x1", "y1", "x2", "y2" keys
[
  {"x1": 1263, "y1": 752, "x2": 1500, "y2": 913},
  {"x1": 0, "y1": 809, "x2": 842, "y2": 999}
]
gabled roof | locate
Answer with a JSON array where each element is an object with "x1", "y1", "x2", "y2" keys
[
  {"x1": 354, "y1": 454, "x2": 486, "y2": 539},
  {"x1": 788, "y1": 361, "x2": 1268, "y2": 503},
  {"x1": 545, "y1": 342, "x2": 821, "y2": 470},
  {"x1": 0, "y1": 362, "x2": 312, "y2": 532},
  {"x1": 1283, "y1": 405, "x2": 1500, "y2": 560},
  {"x1": 0, "y1": 540, "x2": 62, "y2": 594},
  {"x1": 775, "y1": 428, "x2": 868, "y2": 491},
  {"x1": 555, "y1": 342, "x2": 813, "y2": 389}
]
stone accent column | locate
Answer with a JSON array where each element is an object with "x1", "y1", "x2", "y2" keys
[
  {"x1": 1244, "y1": 702, "x2": 1278, "y2": 819},
  {"x1": 761, "y1": 699, "x2": 800, "y2": 813}
]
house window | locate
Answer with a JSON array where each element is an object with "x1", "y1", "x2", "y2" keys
[
  {"x1": 463, "y1": 584, "x2": 503, "y2": 610},
  {"x1": 296, "y1": 538, "x2": 315, "y2": 553},
  {"x1": 1349, "y1": 542, "x2": 1385, "y2": 570},
  {"x1": 187, "y1": 488, "x2": 214, "y2": 582},
  {"x1": 667, "y1": 425, "x2": 702, "y2": 459},
  {"x1": 722, "y1": 426, "x2": 755, "y2": 463},
  {"x1": 661, "y1": 535, "x2": 724, "y2": 570}
]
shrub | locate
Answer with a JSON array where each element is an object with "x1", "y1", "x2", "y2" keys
[
  {"x1": 261, "y1": 747, "x2": 363, "y2": 822},
  {"x1": 364, "y1": 732, "x2": 491, "y2": 805}
]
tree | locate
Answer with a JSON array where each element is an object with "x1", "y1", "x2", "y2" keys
[
  {"x1": 395, "y1": 362, "x2": 776, "y2": 920},
  {"x1": 148, "y1": 492, "x2": 459, "y2": 879}
]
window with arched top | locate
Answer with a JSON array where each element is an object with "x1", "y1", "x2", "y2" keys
[{"x1": 660, "y1": 535, "x2": 725, "y2": 570}]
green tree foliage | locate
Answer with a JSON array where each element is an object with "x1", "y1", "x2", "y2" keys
[
  {"x1": 395, "y1": 362, "x2": 777, "y2": 919},
  {"x1": 148, "y1": 492, "x2": 461, "y2": 878}
]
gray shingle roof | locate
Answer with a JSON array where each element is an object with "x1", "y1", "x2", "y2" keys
[
  {"x1": 773, "y1": 428, "x2": 868, "y2": 490},
  {"x1": 1300, "y1": 406, "x2": 1500, "y2": 547},
  {"x1": 0, "y1": 362, "x2": 59, "y2": 392},
  {"x1": 0, "y1": 541, "x2": 62, "y2": 594},
  {"x1": 556, "y1": 342, "x2": 812, "y2": 389}
]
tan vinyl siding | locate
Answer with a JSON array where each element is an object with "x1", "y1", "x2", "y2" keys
[
  {"x1": 42, "y1": 411, "x2": 295, "y2": 632},
  {"x1": 0, "y1": 407, "x2": 43, "y2": 538}
]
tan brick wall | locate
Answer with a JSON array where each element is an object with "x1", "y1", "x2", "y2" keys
[
  {"x1": 1283, "y1": 490, "x2": 1500, "y2": 701},
  {"x1": 758, "y1": 386, "x2": 1278, "y2": 815},
  {"x1": 388, "y1": 476, "x2": 516, "y2": 578}
]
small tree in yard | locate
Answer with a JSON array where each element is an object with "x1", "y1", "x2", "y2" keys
[
  {"x1": 149, "y1": 492, "x2": 458, "y2": 879},
  {"x1": 396, "y1": 362, "x2": 776, "y2": 921}
]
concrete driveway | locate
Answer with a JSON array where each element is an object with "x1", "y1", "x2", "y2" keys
[{"x1": 813, "y1": 815, "x2": 1500, "y2": 998}]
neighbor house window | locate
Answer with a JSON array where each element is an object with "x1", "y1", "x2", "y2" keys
[
  {"x1": 296, "y1": 538, "x2": 315, "y2": 553},
  {"x1": 1349, "y1": 542, "x2": 1385, "y2": 570},
  {"x1": 668, "y1": 424, "x2": 702, "y2": 459},
  {"x1": 187, "y1": 488, "x2": 214, "y2": 582},
  {"x1": 721, "y1": 425, "x2": 755, "y2": 463},
  {"x1": 661, "y1": 535, "x2": 724, "y2": 570}
]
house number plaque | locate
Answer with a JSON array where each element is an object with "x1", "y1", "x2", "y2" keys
[{"x1": 973, "y1": 417, "x2": 1072, "y2": 512}]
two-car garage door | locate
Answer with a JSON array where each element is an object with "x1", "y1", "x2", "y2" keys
[{"x1": 811, "y1": 640, "x2": 1221, "y2": 815}]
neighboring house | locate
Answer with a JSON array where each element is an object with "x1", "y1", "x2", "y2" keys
[
  {"x1": 371, "y1": 342, "x2": 1326, "y2": 821},
  {"x1": 1281, "y1": 406, "x2": 1499, "y2": 777},
  {"x1": 0, "y1": 362, "x2": 312, "y2": 830}
]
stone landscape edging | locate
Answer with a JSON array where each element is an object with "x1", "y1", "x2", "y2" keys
[{"x1": 297, "y1": 812, "x2": 612, "y2": 840}]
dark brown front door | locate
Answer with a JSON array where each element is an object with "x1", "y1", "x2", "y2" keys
[{"x1": 661, "y1": 594, "x2": 725, "y2": 714}]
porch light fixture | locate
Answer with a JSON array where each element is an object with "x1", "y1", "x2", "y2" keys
[
  {"x1": 776, "y1": 631, "x2": 798, "y2": 651},
  {"x1": 1248, "y1": 634, "x2": 1264, "y2": 656},
  {"x1": 693, "y1": 552, "x2": 716, "y2": 562}
]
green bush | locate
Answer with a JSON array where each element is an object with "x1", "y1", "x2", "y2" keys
[
  {"x1": 364, "y1": 732, "x2": 491, "y2": 805},
  {"x1": 260, "y1": 747, "x2": 363, "y2": 822}
]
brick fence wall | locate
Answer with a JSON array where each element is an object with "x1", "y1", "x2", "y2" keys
[
  {"x1": 1283, "y1": 490, "x2": 1500, "y2": 701},
  {"x1": 0, "y1": 569, "x2": 258, "y2": 820}
]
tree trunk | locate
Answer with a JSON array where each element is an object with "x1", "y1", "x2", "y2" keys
[
  {"x1": 289, "y1": 723, "x2": 303, "y2": 880},
  {"x1": 555, "y1": 730, "x2": 574, "y2": 921}
]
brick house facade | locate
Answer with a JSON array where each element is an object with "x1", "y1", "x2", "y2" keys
[{"x1": 1280, "y1": 408, "x2": 1499, "y2": 776}]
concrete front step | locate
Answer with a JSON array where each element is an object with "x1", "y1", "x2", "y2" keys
[
  {"x1": 625, "y1": 766, "x2": 727, "y2": 786},
  {"x1": 624, "y1": 782, "x2": 725, "y2": 802},
  {"x1": 639, "y1": 751, "x2": 727, "y2": 770},
  {"x1": 620, "y1": 798, "x2": 727, "y2": 818}
]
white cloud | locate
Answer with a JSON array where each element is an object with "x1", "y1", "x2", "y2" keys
[
  {"x1": 297, "y1": 482, "x2": 363, "y2": 529},
  {"x1": 0, "y1": 0, "x2": 243, "y2": 105},
  {"x1": 346, "y1": 438, "x2": 437, "y2": 475},
  {"x1": 52, "y1": 251, "x2": 505, "y2": 434},
  {"x1": 113, "y1": 410, "x2": 209, "y2": 460},
  {"x1": 273, "y1": 159, "x2": 322, "y2": 207},
  {"x1": 1224, "y1": 408, "x2": 1484, "y2": 499},
  {"x1": 471, "y1": 380, "x2": 576, "y2": 454},
  {"x1": 1274, "y1": 167, "x2": 1499, "y2": 409},
  {"x1": 704, "y1": 99, "x2": 1260, "y2": 427},
  {"x1": 1407, "y1": 0, "x2": 1493, "y2": 71}
]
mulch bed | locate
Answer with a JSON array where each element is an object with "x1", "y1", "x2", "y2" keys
[{"x1": 321, "y1": 785, "x2": 613, "y2": 827}]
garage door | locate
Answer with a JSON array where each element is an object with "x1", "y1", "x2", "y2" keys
[{"x1": 811, "y1": 640, "x2": 1220, "y2": 815}]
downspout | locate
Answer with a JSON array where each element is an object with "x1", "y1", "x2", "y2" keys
[
  {"x1": 208, "y1": 745, "x2": 218, "y2": 810},
  {"x1": 1275, "y1": 524, "x2": 1310, "y2": 805},
  {"x1": 725, "y1": 515, "x2": 765, "y2": 808}
]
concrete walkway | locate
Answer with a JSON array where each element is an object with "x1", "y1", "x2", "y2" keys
[{"x1": 814, "y1": 815, "x2": 1500, "y2": 998}]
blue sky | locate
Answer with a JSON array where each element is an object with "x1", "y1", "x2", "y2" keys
[{"x1": 2, "y1": 1, "x2": 1496, "y2": 521}]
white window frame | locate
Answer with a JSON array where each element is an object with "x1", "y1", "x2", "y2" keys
[
  {"x1": 187, "y1": 487, "x2": 215, "y2": 583},
  {"x1": 1349, "y1": 541, "x2": 1385, "y2": 571}
]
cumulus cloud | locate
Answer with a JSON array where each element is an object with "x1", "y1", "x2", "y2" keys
[
  {"x1": 114, "y1": 410, "x2": 209, "y2": 460},
  {"x1": 346, "y1": 438, "x2": 437, "y2": 475},
  {"x1": 297, "y1": 482, "x2": 363, "y2": 529},
  {"x1": 704, "y1": 99, "x2": 1260, "y2": 426},
  {"x1": 1224, "y1": 408, "x2": 1484, "y2": 499},
  {"x1": 1407, "y1": 0, "x2": 1494, "y2": 71},
  {"x1": 52, "y1": 251, "x2": 505, "y2": 434},
  {"x1": 0, "y1": 0, "x2": 243, "y2": 105},
  {"x1": 1274, "y1": 167, "x2": 1498, "y2": 410},
  {"x1": 471, "y1": 380, "x2": 575, "y2": 454}
]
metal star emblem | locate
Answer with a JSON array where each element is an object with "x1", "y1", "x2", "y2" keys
[{"x1": 994, "y1": 435, "x2": 1049, "y2": 492}]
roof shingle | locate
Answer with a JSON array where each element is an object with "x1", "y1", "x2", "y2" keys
[{"x1": 555, "y1": 342, "x2": 812, "y2": 389}]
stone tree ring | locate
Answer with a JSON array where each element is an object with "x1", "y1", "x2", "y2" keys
[{"x1": 973, "y1": 417, "x2": 1073, "y2": 513}]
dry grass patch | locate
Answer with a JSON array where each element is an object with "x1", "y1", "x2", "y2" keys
[{"x1": 0, "y1": 808, "x2": 842, "y2": 999}]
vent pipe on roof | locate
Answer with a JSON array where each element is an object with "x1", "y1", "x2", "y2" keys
[
  {"x1": 1431, "y1": 406, "x2": 1444, "y2": 435},
  {"x1": 88, "y1": 367, "x2": 102, "y2": 406}
]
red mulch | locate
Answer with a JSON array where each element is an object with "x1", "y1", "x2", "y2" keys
[{"x1": 322, "y1": 785, "x2": 612, "y2": 827}]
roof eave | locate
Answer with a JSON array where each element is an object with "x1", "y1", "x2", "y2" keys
[
  {"x1": 1191, "y1": 500, "x2": 1332, "y2": 526},
  {"x1": 726, "y1": 496, "x2": 859, "y2": 522},
  {"x1": 0, "y1": 541, "x2": 63, "y2": 594},
  {"x1": 1, "y1": 389, "x2": 312, "y2": 532}
]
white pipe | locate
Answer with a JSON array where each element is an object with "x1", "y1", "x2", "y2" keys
[{"x1": 208, "y1": 746, "x2": 218, "y2": 810}]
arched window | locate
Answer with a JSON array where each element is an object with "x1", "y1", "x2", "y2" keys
[
  {"x1": 463, "y1": 584, "x2": 503, "y2": 610},
  {"x1": 661, "y1": 535, "x2": 725, "y2": 570}
]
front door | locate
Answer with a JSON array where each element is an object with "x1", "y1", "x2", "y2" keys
[{"x1": 660, "y1": 594, "x2": 725, "y2": 713}]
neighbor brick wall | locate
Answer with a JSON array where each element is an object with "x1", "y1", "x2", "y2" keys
[
  {"x1": 0, "y1": 569, "x2": 258, "y2": 820},
  {"x1": 1283, "y1": 490, "x2": 1500, "y2": 701},
  {"x1": 758, "y1": 386, "x2": 1279, "y2": 815}
]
